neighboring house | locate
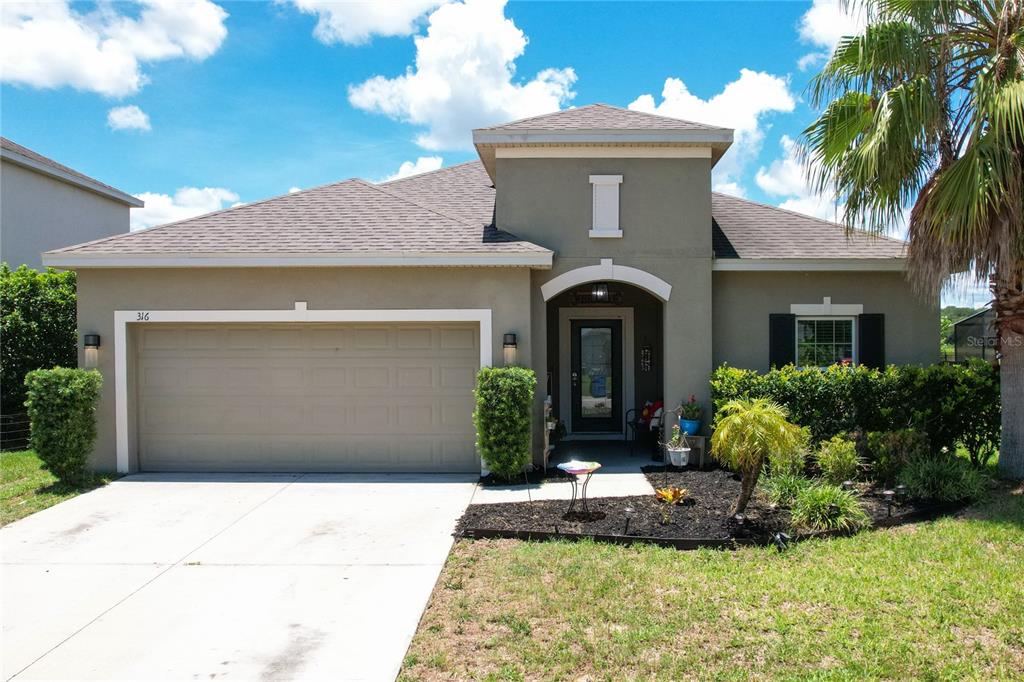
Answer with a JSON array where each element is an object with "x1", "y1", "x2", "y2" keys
[
  {"x1": 953, "y1": 306, "x2": 997, "y2": 362},
  {"x1": 1, "y1": 137, "x2": 141, "y2": 270},
  {"x1": 43, "y1": 104, "x2": 937, "y2": 475}
]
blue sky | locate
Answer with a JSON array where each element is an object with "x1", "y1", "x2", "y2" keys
[{"x1": 0, "y1": 1, "x2": 990, "y2": 307}]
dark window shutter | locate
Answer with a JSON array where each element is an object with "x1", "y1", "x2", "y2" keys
[
  {"x1": 858, "y1": 314, "x2": 885, "y2": 368},
  {"x1": 769, "y1": 314, "x2": 796, "y2": 367}
]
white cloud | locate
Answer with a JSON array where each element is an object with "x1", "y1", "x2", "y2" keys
[
  {"x1": 348, "y1": 0, "x2": 576, "y2": 150},
  {"x1": 797, "y1": 0, "x2": 865, "y2": 69},
  {"x1": 384, "y1": 156, "x2": 443, "y2": 181},
  {"x1": 629, "y1": 69, "x2": 795, "y2": 195},
  {"x1": 288, "y1": 186, "x2": 302, "y2": 194},
  {"x1": 107, "y1": 104, "x2": 151, "y2": 131},
  {"x1": 0, "y1": 0, "x2": 228, "y2": 97},
  {"x1": 755, "y1": 134, "x2": 841, "y2": 221},
  {"x1": 285, "y1": 0, "x2": 441, "y2": 45},
  {"x1": 714, "y1": 182, "x2": 746, "y2": 198},
  {"x1": 130, "y1": 186, "x2": 239, "y2": 230}
]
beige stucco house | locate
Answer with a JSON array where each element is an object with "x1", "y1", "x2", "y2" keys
[
  {"x1": 43, "y1": 105, "x2": 937, "y2": 475},
  {"x1": 1, "y1": 137, "x2": 142, "y2": 270}
]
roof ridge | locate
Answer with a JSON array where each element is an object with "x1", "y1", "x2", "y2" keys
[
  {"x1": 51, "y1": 178, "x2": 365, "y2": 253},
  {"x1": 379, "y1": 159, "x2": 485, "y2": 186},
  {"x1": 474, "y1": 102, "x2": 729, "y2": 133},
  {"x1": 352, "y1": 178, "x2": 480, "y2": 228},
  {"x1": 711, "y1": 191, "x2": 908, "y2": 246}
]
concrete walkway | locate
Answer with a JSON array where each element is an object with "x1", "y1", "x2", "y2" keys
[
  {"x1": 1, "y1": 473, "x2": 477, "y2": 681},
  {"x1": 472, "y1": 446, "x2": 656, "y2": 505}
]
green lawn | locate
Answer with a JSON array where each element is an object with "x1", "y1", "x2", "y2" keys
[
  {"x1": 0, "y1": 450, "x2": 112, "y2": 526},
  {"x1": 401, "y1": 483, "x2": 1024, "y2": 681}
]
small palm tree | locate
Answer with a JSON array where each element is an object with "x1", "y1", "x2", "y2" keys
[
  {"x1": 711, "y1": 399, "x2": 806, "y2": 515},
  {"x1": 802, "y1": 0, "x2": 1024, "y2": 478}
]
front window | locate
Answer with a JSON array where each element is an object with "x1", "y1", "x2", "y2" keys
[{"x1": 796, "y1": 317, "x2": 855, "y2": 367}]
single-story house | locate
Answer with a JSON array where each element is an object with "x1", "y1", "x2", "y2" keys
[
  {"x1": 2, "y1": 137, "x2": 141, "y2": 270},
  {"x1": 44, "y1": 104, "x2": 937, "y2": 475}
]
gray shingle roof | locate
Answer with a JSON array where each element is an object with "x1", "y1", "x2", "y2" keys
[
  {"x1": 48, "y1": 177, "x2": 548, "y2": 259},
  {"x1": 475, "y1": 103, "x2": 729, "y2": 133},
  {"x1": 1, "y1": 137, "x2": 142, "y2": 207},
  {"x1": 711, "y1": 192, "x2": 906, "y2": 259}
]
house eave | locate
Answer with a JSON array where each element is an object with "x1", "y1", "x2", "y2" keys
[
  {"x1": 1, "y1": 149, "x2": 144, "y2": 207},
  {"x1": 41, "y1": 251, "x2": 554, "y2": 269},
  {"x1": 711, "y1": 258, "x2": 907, "y2": 272}
]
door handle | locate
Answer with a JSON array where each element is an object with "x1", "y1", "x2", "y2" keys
[{"x1": 571, "y1": 371, "x2": 579, "y2": 386}]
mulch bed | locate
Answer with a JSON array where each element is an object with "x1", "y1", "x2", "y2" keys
[{"x1": 456, "y1": 466, "x2": 957, "y2": 549}]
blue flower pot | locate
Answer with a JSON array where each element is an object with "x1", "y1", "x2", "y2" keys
[{"x1": 679, "y1": 419, "x2": 701, "y2": 436}]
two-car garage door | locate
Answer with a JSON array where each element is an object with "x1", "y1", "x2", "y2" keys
[{"x1": 135, "y1": 322, "x2": 480, "y2": 472}]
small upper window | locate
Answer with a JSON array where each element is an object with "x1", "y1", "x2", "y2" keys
[
  {"x1": 589, "y1": 175, "x2": 622, "y2": 238},
  {"x1": 796, "y1": 317, "x2": 855, "y2": 367}
]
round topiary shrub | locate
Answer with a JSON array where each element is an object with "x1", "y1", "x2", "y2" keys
[
  {"x1": 473, "y1": 366, "x2": 535, "y2": 480},
  {"x1": 24, "y1": 367, "x2": 103, "y2": 485}
]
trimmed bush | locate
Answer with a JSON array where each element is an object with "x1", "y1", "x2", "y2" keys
[
  {"x1": 710, "y1": 361, "x2": 999, "y2": 463},
  {"x1": 790, "y1": 484, "x2": 870, "y2": 532},
  {"x1": 899, "y1": 456, "x2": 988, "y2": 503},
  {"x1": 759, "y1": 472, "x2": 814, "y2": 507},
  {"x1": 866, "y1": 429, "x2": 930, "y2": 485},
  {"x1": 1, "y1": 265, "x2": 77, "y2": 415},
  {"x1": 24, "y1": 367, "x2": 102, "y2": 484},
  {"x1": 473, "y1": 366, "x2": 535, "y2": 479},
  {"x1": 816, "y1": 436, "x2": 862, "y2": 484},
  {"x1": 767, "y1": 426, "x2": 810, "y2": 476}
]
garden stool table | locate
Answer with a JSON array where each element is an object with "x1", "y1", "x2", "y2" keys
[{"x1": 556, "y1": 460, "x2": 602, "y2": 514}]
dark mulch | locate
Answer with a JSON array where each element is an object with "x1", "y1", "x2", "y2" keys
[
  {"x1": 478, "y1": 468, "x2": 571, "y2": 486},
  {"x1": 457, "y1": 467, "x2": 942, "y2": 545}
]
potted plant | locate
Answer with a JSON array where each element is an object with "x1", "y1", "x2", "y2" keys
[
  {"x1": 663, "y1": 425, "x2": 691, "y2": 467},
  {"x1": 675, "y1": 395, "x2": 703, "y2": 436}
]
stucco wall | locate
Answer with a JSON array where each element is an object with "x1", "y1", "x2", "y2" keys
[
  {"x1": 75, "y1": 267, "x2": 533, "y2": 472},
  {"x1": 493, "y1": 156, "x2": 715, "y2": 450},
  {"x1": 712, "y1": 270, "x2": 939, "y2": 371},
  {"x1": 1, "y1": 160, "x2": 130, "y2": 270}
]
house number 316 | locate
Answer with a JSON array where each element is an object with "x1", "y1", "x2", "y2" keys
[{"x1": 136, "y1": 312, "x2": 150, "y2": 321}]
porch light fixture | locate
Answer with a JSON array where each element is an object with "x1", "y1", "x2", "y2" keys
[
  {"x1": 503, "y1": 333, "x2": 517, "y2": 366},
  {"x1": 83, "y1": 334, "x2": 101, "y2": 369},
  {"x1": 591, "y1": 282, "x2": 609, "y2": 302}
]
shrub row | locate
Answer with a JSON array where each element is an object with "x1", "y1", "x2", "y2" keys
[{"x1": 710, "y1": 361, "x2": 1000, "y2": 463}]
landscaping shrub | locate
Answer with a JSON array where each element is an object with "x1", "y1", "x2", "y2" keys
[
  {"x1": 24, "y1": 367, "x2": 102, "y2": 484},
  {"x1": 866, "y1": 429, "x2": 930, "y2": 485},
  {"x1": 709, "y1": 362, "x2": 999, "y2": 464},
  {"x1": 899, "y1": 456, "x2": 988, "y2": 503},
  {"x1": 815, "y1": 436, "x2": 863, "y2": 484},
  {"x1": 0, "y1": 265, "x2": 77, "y2": 415},
  {"x1": 473, "y1": 366, "x2": 535, "y2": 480},
  {"x1": 759, "y1": 472, "x2": 814, "y2": 507},
  {"x1": 790, "y1": 484, "x2": 870, "y2": 532},
  {"x1": 767, "y1": 426, "x2": 810, "y2": 476}
]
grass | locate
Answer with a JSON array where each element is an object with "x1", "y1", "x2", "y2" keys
[
  {"x1": 1, "y1": 450, "x2": 112, "y2": 526},
  {"x1": 401, "y1": 482, "x2": 1024, "y2": 681}
]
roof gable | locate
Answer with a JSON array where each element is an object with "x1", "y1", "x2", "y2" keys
[{"x1": 475, "y1": 103, "x2": 729, "y2": 133}]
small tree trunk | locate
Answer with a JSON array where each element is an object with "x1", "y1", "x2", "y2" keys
[
  {"x1": 732, "y1": 464, "x2": 763, "y2": 515},
  {"x1": 995, "y1": 278, "x2": 1024, "y2": 480}
]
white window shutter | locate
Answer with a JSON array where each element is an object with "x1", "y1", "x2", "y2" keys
[{"x1": 589, "y1": 175, "x2": 622, "y2": 237}]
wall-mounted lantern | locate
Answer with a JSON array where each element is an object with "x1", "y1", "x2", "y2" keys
[
  {"x1": 83, "y1": 334, "x2": 101, "y2": 369},
  {"x1": 591, "y1": 282, "x2": 609, "y2": 302},
  {"x1": 503, "y1": 333, "x2": 517, "y2": 366}
]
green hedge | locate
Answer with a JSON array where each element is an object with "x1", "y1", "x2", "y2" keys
[
  {"x1": 710, "y1": 361, "x2": 1000, "y2": 457},
  {"x1": 473, "y1": 366, "x2": 535, "y2": 479},
  {"x1": 25, "y1": 368, "x2": 102, "y2": 484},
  {"x1": 1, "y1": 265, "x2": 77, "y2": 415}
]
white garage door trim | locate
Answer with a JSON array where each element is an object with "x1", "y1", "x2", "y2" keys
[{"x1": 114, "y1": 304, "x2": 493, "y2": 473}]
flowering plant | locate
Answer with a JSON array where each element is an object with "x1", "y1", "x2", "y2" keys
[{"x1": 675, "y1": 395, "x2": 702, "y2": 421}]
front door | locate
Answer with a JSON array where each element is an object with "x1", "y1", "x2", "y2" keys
[{"x1": 570, "y1": 319, "x2": 623, "y2": 433}]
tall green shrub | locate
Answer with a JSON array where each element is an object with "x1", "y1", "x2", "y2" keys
[
  {"x1": 1, "y1": 265, "x2": 77, "y2": 415},
  {"x1": 473, "y1": 366, "x2": 535, "y2": 479},
  {"x1": 710, "y1": 362, "x2": 1000, "y2": 462},
  {"x1": 816, "y1": 436, "x2": 863, "y2": 484},
  {"x1": 24, "y1": 368, "x2": 102, "y2": 484}
]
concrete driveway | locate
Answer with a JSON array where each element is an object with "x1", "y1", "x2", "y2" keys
[{"x1": 1, "y1": 473, "x2": 477, "y2": 681}]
